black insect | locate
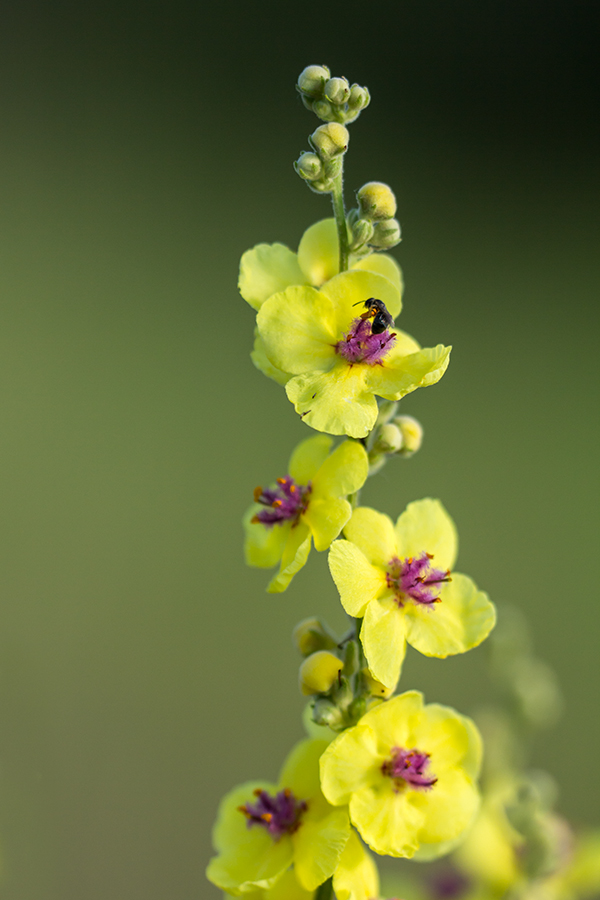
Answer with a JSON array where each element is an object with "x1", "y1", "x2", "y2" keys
[{"x1": 353, "y1": 297, "x2": 395, "y2": 335}]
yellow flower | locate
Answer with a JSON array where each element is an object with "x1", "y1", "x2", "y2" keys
[
  {"x1": 207, "y1": 739, "x2": 350, "y2": 895},
  {"x1": 222, "y1": 866, "x2": 313, "y2": 900},
  {"x1": 333, "y1": 830, "x2": 380, "y2": 900},
  {"x1": 320, "y1": 691, "x2": 482, "y2": 859},
  {"x1": 328, "y1": 500, "x2": 496, "y2": 689},
  {"x1": 245, "y1": 434, "x2": 368, "y2": 593},
  {"x1": 240, "y1": 218, "x2": 406, "y2": 394}
]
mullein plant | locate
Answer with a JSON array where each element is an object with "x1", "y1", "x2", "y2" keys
[{"x1": 207, "y1": 64, "x2": 498, "y2": 900}]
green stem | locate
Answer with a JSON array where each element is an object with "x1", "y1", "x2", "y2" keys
[
  {"x1": 315, "y1": 876, "x2": 334, "y2": 900},
  {"x1": 331, "y1": 170, "x2": 349, "y2": 273}
]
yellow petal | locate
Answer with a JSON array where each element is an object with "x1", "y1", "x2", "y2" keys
[
  {"x1": 267, "y1": 523, "x2": 312, "y2": 593},
  {"x1": 355, "y1": 691, "x2": 425, "y2": 758},
  {"x1": 286, "y1": 365, "x2": 378, "y2": 439},
  {"x1": 319, "y1": 723, "x2": 381, "y2": 806},
  {"x1": 320, "y1": 269, "x2": 401, "y2": 326},
  {"x1": 257, "y1": 286, "x2": 338, "y2": 375},
  {"x1": 293, "y1": 804, "x2": 350, "y2": 891},
  {"x1": 303, "y1": 496, "x2": 351, "y2": 552},
  {"x1": 244, "y1": 509, "x2": 290, "y2": 569},
  {"x1": 361, "y1": 595, "x2": 407, "y2": 690},
  {"x1": 328, "y1": 540, "x2": 386, "y2": 617},
  {"x1": 278, "y1": 738, "x2": 328, "y2": 801},
  {"x1": 366, "y1": 344, "x2": 451, "y2": 401},
  {"x1": 311, "y1": 440, "x2": 369, "y2": 504},
  {"x1": 350, "y1": 782, "x2": 424, "y2": 858},
  {"x1": 267, "y1": 868, "x2": 313, "y2": 899},
  {"x1": 412, "y1": 703, "x2": 482, "y2": 775},
  {"x1": 297, "y1": 219, "x2": 340, "y2": 286},
  {"x1": 288, "y1": 435, "x2": 333, "y2": 485},
  {"x1": 239, "y1": 243, "x2": 307, "y2": 310},
  {"x1": 332, "y1": 829, "x2": 380, "y2": 900},
  {"x1": 404, "y1": 573, "x2": 496, "y2": 657},
  {"x1": 344, "y1": 507, "x2": 398, "y2": 567},
  {"x1": 251, "y1": 331, "x2": 292, "y2": 386},
  {"x1": 394, "y1": 498, "x2": 458, "y2": 570},
  {"x1": 353, "y1": 252, "x2": 403, "y2": 298},
  {"x1": 412, "y1": 766, "x2": 480, "y2": 844}
]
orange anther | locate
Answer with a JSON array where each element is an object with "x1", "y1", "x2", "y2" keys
[{"x1": 253, "y1": 486, "x2": 263, "y2": 502}]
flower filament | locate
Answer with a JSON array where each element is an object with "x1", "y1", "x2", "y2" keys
[
  {"x1": 238, "y1": 788, "x2": 307, "y2": 840},
  {"x1": 382, "y1": 747, "x2": 437, "y2": 792},
  {"x1": 386, "y1": 552, "x2": 451, "y2": 607},
  {"x1": 335, "y1": 317, "x2": 396, "y2": 365},
  {"x1": 252, "y1": 476, "x2": 311, "y2": 526}
]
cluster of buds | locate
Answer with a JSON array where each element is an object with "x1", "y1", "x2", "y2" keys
[
  {"x1": 368, "y1": 402, "x2": 424, "y2": 474},
  {"x1": 347, "y1": 182, "x2": 402, "y2": 255},
  {"x1": 293, "y1": 618, "x2": 391, "y2": 731},
  {"x1": 294, "y1": 122, "x2": 350, "y2": 193},
  {"x1": 504, "y1": 774, "x2": 569, "y2": 880},
  {"x1": 296, "y1": 65, "x2": 370, "y2": 125}
]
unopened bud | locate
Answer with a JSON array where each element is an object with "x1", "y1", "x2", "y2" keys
[
  {"x1": 362, "y1": 667, "x2": 396, "y2": 698},
  {"x1": 294, "y1": 151, "x2": 323, "y2": 182},
  {"x1": 393, "y1": 415, "x2": 423, "y2": 456},
  {"x1": 299, "y1": 650, "x2": 343, "y2": 696},
  {"x1": 293, "y1": 618, "x2": 337, "y2": 656},
  {"x1": 312, "y1": 698, "x2": 343, "y2": 730},
  {"x1": 313, "y1": 99, "x2": 333, "y2": 120},
  {"x1": 309, "y1": 123, "x2": 349, "y2": 160},
  {"x1": 369, "y1": 218, "x2": 401, "y2": 249},
  {"x1": 325, "y1": 77, "x2": 350, "y2": 104},
  {"x1": 357, "y1": 182, "x2": 397, "y2": 221},
  {"x1": 348, "y1": 84, "x2": 370, "y2": 111},
  {"x1": 374, "y1": 423, "x2": 404, "y2": 454},
  {"x1": 350, "y1": 217, "x2": 374, "y2": 249},
  {"x1": 297, "y1": 65, "x2": 330, "y2": 98}
]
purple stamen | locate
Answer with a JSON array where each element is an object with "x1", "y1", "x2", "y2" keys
[
  {"x1": 386, "y1": 552, "x2": 451, "y2": 607},
  {"x1": 382, "y1": 747, "x2": 437, "y2": 791},
  {"x1": 238, "y1": 788, "x2": 307, "y2": 840},
  {"x1": 335, "y1": 317, "x2": 397, "y2": 365},
  {"x1": 252, "y1": 476, "x2": 311, "y2": 526}
]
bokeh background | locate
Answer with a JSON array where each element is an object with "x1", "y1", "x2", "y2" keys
[{"x1": 0, "y1": 1, "x2": 597, "y2": 897}]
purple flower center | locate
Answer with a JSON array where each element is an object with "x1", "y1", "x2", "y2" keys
[
  {"x1": 238, "y1": 788, "x2": 307, "y2": 840},
  {"x1": 386, "y1": 552, "x2": 451, "y2": 607},
  {"x1": 335, "y1": 317, "x2": 397, "y2": 365},
  {"x1": 252, "y1": 476, "x2": 311, "y2": 526},
  {"x1": 382, "y1": 747, "x2": 437, "y2": 791}
]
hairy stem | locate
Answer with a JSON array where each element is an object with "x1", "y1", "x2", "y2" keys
[{"x1": 330, "y1": 170, "x2": 349, "y2": 273}]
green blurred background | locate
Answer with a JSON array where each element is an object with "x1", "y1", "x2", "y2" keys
[{"x1": 0, "y1": 1, "x2": 597, "y2": 896}]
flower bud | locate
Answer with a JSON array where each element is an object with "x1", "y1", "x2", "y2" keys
[
  {"x1": 294, "y1": 151, "x2": 323, "y2": 182},
  {"x1": 369, "y1": 218, "x2": 402, "y2": 249},
  {"x1": 350, "y1": 217, "x2": 374, "y2": 249},
  {"x1": 293, "y1": 617, "x2": 337, "y2": 656},
  {"x1": 299, "y1": 650, "x2": 343, "y2": 696},
  {"x1": 312, "y1": 99, "x2": 333, "y2": 120},
  {"x1": 362, "y1": 667, "x2": 396, "y2": 699},
  {"x1": 374, "y1": 423, "x2": 404, "y2": 454},
  {"x1": 357, "y1": 181, "x2": 397, "y2": 221},
  {"x1": 309, "y1": 123, "x2": 349, "y2": 160},
  {"x1": 325, "y1": 76, "x2": 350, "y2": 104},
  {"x1": 297, "y1": 65, "x2": 330, "y2": 98},
  {"x1": 348, "y1": 84, "x2": 370, "y2": 111},
  {"x1": 393, "y1": 415, "x2": 424, "y2": 457},
  {"x1": 312, "y1": 697, "x2": 343, "y2": 729}
]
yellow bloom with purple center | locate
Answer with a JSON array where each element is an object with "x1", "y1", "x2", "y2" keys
[
  {"x1": 245, "y1": 434, "x2": 368, "y2": 593},
  {"x1": 240, "y1": 219, "x2": 405, "y2": 390},
  {"x1": 256, "y1": 265, "x2": 450, "y2": 437},
  {"x1": 319, "y1": 691, "x2": 482, "y2": 859},
  {"x1": 207, "y1": 738, "x2": 350, "y2": 895},
  {"x1": 328, "y1": 499, "x2": 496, "y2": 689}
]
